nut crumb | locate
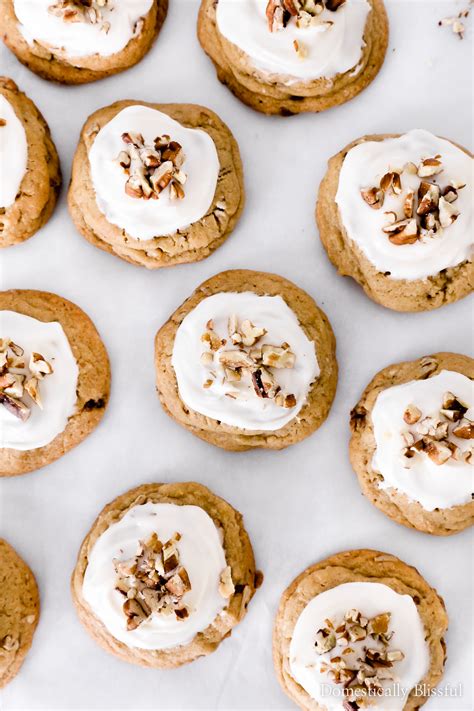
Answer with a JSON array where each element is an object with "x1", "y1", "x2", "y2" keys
[{"x1": 218, "y1": 566, "x2": 235, "y2": 598}]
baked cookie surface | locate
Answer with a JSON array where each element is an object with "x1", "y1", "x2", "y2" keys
[
  {"x1": 0, "y1": 0, "x2": 167, "y2": 84},
  {"x1": 0, "y1": 290, "x2": 110, "y2": 476},
  {"x1": 0, "y1": 539, "x2": 40, "y2": 689},
  {"x1": 71, "y1": 481, "x2": 259, "y2": 668},
  {"x1": 198, "y1": 0, "x2": 388, "y2": 116},
  {"x1": 316, "y1": 130, "x2": 473, "y2": 311},
  {"x1": 155, "y1": 269, "x2": 337, "y2": 451},
  {"x1": 273, "y1": 549, "x2": 448, "y2": 711},
  {"x1": 68, "y1": 101, "x2": 244, "y2": 269},
  {"x1": 0, "y1": 77, "x2": 60, "y2": 248},
  {"x1": 350, "y1": 353, "x2": 474, "y2": 536}
]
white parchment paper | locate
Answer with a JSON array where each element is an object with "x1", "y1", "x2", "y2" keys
[{"x1": 0, "y1": 1, "x2": 472, "y2": 709}]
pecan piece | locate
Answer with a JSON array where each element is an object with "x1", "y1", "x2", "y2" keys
[
  {"x1": 0, "y1": 393, "x2": 30, "y2": 421},
  {"x1": 360, "y1": 187, "x2": 384, "y2": 209}
]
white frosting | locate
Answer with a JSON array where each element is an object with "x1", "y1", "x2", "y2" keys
[
  {"x1": 0, "y1": 95, "x2": 28, "y2": 209},
  {"x1": 335, "y1": 129, "x2": 473, "y2": 280},
  {"x1": 372, "y1": 370, "x2": 474, "y2": 512},
  {"x1": 0, "y1": 311, "x2": 79, "y2": 450},
  {"x1": 13, "y1": 0, "x2": 153, "y2": 59},
  {"x1": 89, "y1": 106, "x2": 220, "y2": 240},
  {"x1": 82, "y1": 502, "x2": 228, "y2": 650},
  {"x1": 172, "y1": 292, "x2": 319, "y2": 431},
  {"x1": 289, "y1": 582, "x2": 429, "y2": 711},
  {"x1": 215, "y1": 0, "x2": 370, "y2": 81}
]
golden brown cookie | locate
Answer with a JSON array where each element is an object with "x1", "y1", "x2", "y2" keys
[
  {"x1": 71, "y1": 481, "x2": 260, "y2": 668},
  {"x1": 0, "y1": 289, "x2": 110, "y2": 476},
  {"x1": 350, "y1": 353, "x2": 474, "y2": 536},
  {"x1": 197, "y1": 0, "x2": 388, "y2": 116},
  {"x1": 0, "y1": 77, "x2": 60, "y2": 248},
  {"x1": 316, "y1": 132, "x2": 473, "y2": 311},
  {"x1": 273, "y1": 549, "x2": 448, "y2": 711},
  {"x1": 0, "y1": 0, "x2": 167, "y2": 85},
  {"x1": 155, "y1": 269, "x2": 337, "y2": 451},
  {"x1": 0, "y1": 539, "x2": 40, "y2": 688},
  {"x1": 68, "y1": 100, "x2": 244, "y2": 269}
]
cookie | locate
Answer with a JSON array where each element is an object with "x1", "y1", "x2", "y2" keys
[
  {"x1": 316, "y1": 130, "x2": 473, "y2": 311},
  {"x1": 71, "y1": 481, "x2": 260, "y2": 668},
  {"x1": 0, "y1": 539, "x2": 40, "y2": 688},
  {"x1": 0, "y1": 0, "x2": 167, "y2": 85},
  {"x1": 0, "y1": 77, "x2": 61, "y2": 248},
  {"x1": 0, "y1": 290, "x2": 110, "y2": 476},
  {"x1": 350, "y1": 353, "x2": 474, "y2": 536},
  {"x1": 155, "y1": 269, "x2": 337, "y2": 451},
  {"x1": 198, "y1": 0, "x2": 388, "y2": 116},
  {"x1": 68, "y1": 101, "x2": 244, "y2": 269},
  {"x1": 273, "y1": 549, "x2": 448, "y2": 711}
]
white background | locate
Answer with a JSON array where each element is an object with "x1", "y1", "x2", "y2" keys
[{"x1": 0, "y1": 1, "x2": 472, "y2": 709}]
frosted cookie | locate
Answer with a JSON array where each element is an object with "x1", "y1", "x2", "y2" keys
[
  {"x1": 68, "y1": 101, "x2": 244, "y2": 269},
  {"x1": 71, "y1": 481, "x2": 260, "y2": 668},
  {"x1": 0, "y1": 77, "x2": 61, "y2": 248},
  {"x1": 316, "y1": 130, "x2": 473, "y2": 311},
  {"x1": 0, "y1": 0, "x2": 167, "y2": 84},
  {"x1": 350, "y1": 353, "x2": 474, "y2": 536},
  {"x1": 273, "y1": 549, "x2": 448, "y2": 711},
  {"x1": 155, "y1": 270, "x2": 337, "y2": 451},
  {"x1": 0, "y1": 539, "x2": 40, "y2": 688},
  {"x1": 0, "y1": 290, "x2": 110, "y2": 476},
  {"x1": 198, "y1": 0, "x2": 388, "y2": 116}
]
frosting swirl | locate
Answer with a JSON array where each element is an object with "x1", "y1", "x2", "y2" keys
[
  {"x1": 89, "y1": 106, "x2": 220, "y2": 240},
  {"x1": 216, "y1": 0, "x2": 370, "y2": 81},
  {"x1": 13, "y1": 0, "x2": 153, "y2": 59},
  {"x1": 372, "y1": 370, "x2": 473, "y2": 511},
  {"x1": 171, "y1": 292, "x2": 319, "y2": 431},
  {"x1": 0, "y1": 311, "x2": 79, "y2": 450},
  {"x1": 0, "y1": 95, "x2": 27, "y2": 209},
  {"x1": 289, "y1": 582, "x2": 429, "y2": 710},
  {"x1": 82, "y1": 502, "x2": 228, "y2": 650},
  {"x1": 335, "y1": 129, "x2": 473, "y2": 280}
]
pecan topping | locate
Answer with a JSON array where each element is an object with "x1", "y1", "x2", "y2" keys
[
  {"x1": 48, "y1": 0, "x2": 111, "y2": 32},
  {"x1": 200, "y1": 315, "x2": 297, "y2": 408},
  {"x1": 266, "y1": 0, "x2": 344, "y2": 33},
  {"x1": 314, "y1": 609, "x2": 404, "y2": 708},
  {"x1": 439, "y1": 4, "x2": 471, "y2": 40},
  {"x1": 360, "y1": 155, "x2": 465, "y2": 245},
  {"x1": 115, "y1": 132, "x2": 187, "y2": 202},
  {"x1": 0, "y1": 340, "x2": 54, "y2": 421},
  {"x1": 401, "y1": 392, "x2": 473, "y2": 466},
  {"x1": 0, "y1": 119, "x2": 6, "y2": 127},
  {"x1": 114, "y1": 532, "x2": 192, "y2": 630}
]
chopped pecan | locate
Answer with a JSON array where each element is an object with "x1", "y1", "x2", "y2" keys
[
  {"x1": 360, "y1": 187, "x2": 384, "y2": 209},
  {"x1": 417, "y1": 156, "x2": 443, "y2": 177},
  {"x1": 382, "y1": 218, "x2": 418, "y2": 245},
  {"x1": 116, "y1": 132, "x2": 187, "y2": 202},
  {"x1": 261, "y1": 344, "x2": 295, "y2": 369},
  {"x1": 114, "y1": 531, "x2": 191, "y2": 628},
  {"x1": 0, "y1": 393, "x2": 30, "y2": 422}
]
